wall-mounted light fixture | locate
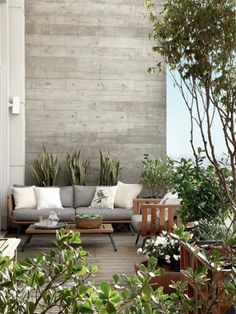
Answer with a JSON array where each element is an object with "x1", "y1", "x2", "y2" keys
[{"x1": 9, "y1": 96, "x2": 21, "y2": 114}]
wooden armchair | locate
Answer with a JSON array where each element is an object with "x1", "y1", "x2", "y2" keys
[{"x1": 131, "y1": 202, "x2": 181, "y2": 246}]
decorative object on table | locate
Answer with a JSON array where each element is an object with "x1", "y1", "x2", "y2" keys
[
  {"x1": 90, "y1": 186, "x2": 118, "y2": 209},
  {"x1": 99, "y1": 150, "x2": 120, "y2": 186},
  {"x1": 31, "y1": 147, "x2": 60, "y2": 187},
  {"x1": 75, "y1": 214, "x2": 103, "y2": 229},
  {"x1": 33, "y1": 222, "x2": 66, "y2": 229},
  {"x1": 139, "y1": 154, "x2": 175, "y2": 198},
  {"x1": 48, "y1": 211, "x2": 59, "y2": 226},
  {"x1": 66, "y1": 150, "x2": 89, "y2": 185},
  {"x1": 136, "y1": 231, "x2": 181, "y2": 293}
]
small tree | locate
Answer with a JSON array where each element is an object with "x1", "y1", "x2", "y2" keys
[
  {"x1": 140, "y1": 154, "x2": 175, "y2": 198},
  {"x1": 144, "y1": 0, "x2": 236, "y2": 218}
]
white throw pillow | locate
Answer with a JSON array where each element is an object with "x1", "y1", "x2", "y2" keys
[
  {"x1": 90, "y1": 186, "x2": 118, "y2": 209},
  {"x1": 114, "y1": 181, "x2": 142, "y2": 209},
  {"x1": 12, "y1": 186, "x2": 37, "y2": 209},
  {"x1": 159, "y1": 192, "x2": 181, "y2": 205},
  {"x1": 34, "y1": 187, "x2": 63, "y2": 210}
]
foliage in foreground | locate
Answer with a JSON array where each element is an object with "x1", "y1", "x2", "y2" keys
[
  {"x1": 0, "y1": 229, "x2": 235, "y2": 313},
  {"x1": 31, "y1": 147, "x2": 60, "y2": 187},
  {"x1": 0, "y1": 231, "x2": 190, "y2": 314}
]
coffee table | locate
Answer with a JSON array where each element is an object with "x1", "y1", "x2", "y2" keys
[{"x1": 21, "y1": 224, "x2": 117, "y2": 252}]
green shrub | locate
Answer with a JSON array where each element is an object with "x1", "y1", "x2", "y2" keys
[
  {"x1": 139, "y1": 154, "x2": 175, "y2": 198},
  {"x1": 173, "y1": 157, "x2": 231, "y2": 223},
  {"x1": 66, "y1": 150, "x2": 89, "y2": 185},
  {"x1": 99, "y1": 151, "x2": 120, "y2": 186},
  {"x1": 31, "y1": 147, "x2": 60, "y2": 186}
]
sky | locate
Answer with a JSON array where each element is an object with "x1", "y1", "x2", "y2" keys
[{"x1": 166, "y1": 72, "x2": 227, "y2": 160}]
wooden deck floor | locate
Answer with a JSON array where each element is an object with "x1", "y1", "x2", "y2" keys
[{"x1": 7, "y1": 228, "x2": 144, "y2": 284}]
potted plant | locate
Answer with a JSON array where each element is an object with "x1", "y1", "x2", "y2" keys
[
  {"x1": 139, "y1": 154, "x2": 175, "y2": 199},
  {"x1": 99, "y1": 150, "x2": 120, "y2": 186},
  {"x1": 173, "y1": 156, "x2": 232, "y2": 224},
  {"x1": 66, "y1": 150, "x2": 89, "y2": 185},
  {"x1": 133, "y1": 154, "x2": 175, "y2": 214},
  {"x1": 136, "y1": 231, "x2": 182, "y2": 293},
  {"x1": 31, "y1": 147, "x2": 60, "y2": 186}
]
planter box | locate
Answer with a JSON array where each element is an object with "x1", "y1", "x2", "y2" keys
[{"x1": 180, "y1": 241, "x2": 233, "y2": 313}]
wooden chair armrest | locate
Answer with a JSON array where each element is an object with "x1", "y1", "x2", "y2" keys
[
  {"x1": 132, "y1": 198, "x2": 161, "y2": 215},
  {"x1": 7, "y1": 194, "x2": 15, "y2": 225}
]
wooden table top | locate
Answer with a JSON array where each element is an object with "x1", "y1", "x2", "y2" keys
[{"x1": 26, "y1": 223, "x2": 114, "y2": 235}]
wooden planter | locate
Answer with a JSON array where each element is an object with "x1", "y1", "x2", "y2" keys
[
  {"x1": 180, "y1": 241, "x2": 233, "y2": 314},
  {"x1": 134, "y1": 260, "x2": 182, "y2": 294}
]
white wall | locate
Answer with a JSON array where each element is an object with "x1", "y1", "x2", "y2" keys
[{"x1": 0, "y1": 0, "x2": 25, "y2": 229}]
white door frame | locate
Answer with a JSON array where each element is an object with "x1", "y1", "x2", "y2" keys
[{"x1": 0, "y1": 0, "x2": 9, "y2": 231}]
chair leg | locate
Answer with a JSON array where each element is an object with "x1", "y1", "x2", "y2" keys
[
  {"x1": 141, "y1": 237, "x2": 147, "y2": 249},
  {"x1": 128, "y1": 224, "x2": 134, "y2": 236},
  {"x1": 16, "y1": 225, "x2": 22, "y2": 238},
  {"x1": 135, "y1": 233, "x2": 140, "y2": 245}
]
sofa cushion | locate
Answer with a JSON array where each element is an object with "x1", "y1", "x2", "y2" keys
[
  {"x1": 13, "y1": 207, "x2": 75, "y2": 222},
  {"x1": 34, "y1": 187, "x2": 63, "y2": 210},
  {"x1": 74, "y1": 186, "x2": 96, "y2": 207},
  {"x1": 90, "y1": 186, "x2": 118, "y2": 209},
  {"x1": 75, "y1": 207, "x2": 132, "y2": 221},
  {"x1": 12, "y1": 186, "x2": 37, "y2": 209},
  {"x1": 115, "y1": 181, "x2": 142, "y2": 209},
  {"x1": 60, "y1": 186, "x2": 73, "y2": 207}
]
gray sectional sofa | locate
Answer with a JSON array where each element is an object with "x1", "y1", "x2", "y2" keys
[{"x1": 8, "y1": 185, "x2": 133, "y2": 234}]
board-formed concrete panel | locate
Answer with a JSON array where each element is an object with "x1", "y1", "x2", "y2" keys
[{"x1": 25, "y1": 0, "x2": 166, "y2": 185}]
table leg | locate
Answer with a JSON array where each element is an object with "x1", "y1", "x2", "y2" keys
[
  {"x1": 21, "y1": 234, "x2": 32, "y2": 252},
  {"x1": 108, "y1": 233, "x2": 117, "y2": 252}
]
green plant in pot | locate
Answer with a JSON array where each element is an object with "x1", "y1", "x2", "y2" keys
[
  {"x1": 136, "y1": 230, "x2": 184, "y2": 294},
  {"x1": 99, "y1": 150, "x2": 120, "y2": 186},
  {"x1": 173, "y1": 156, "x2": 232, "y2": 224},
  {"x1": 139, "y1": 154, "x2": 175, "y2": 198},
  {"x1": 66, "y1": 150, "x2": 89, "y2": 185},
  {"x1": 31, "y1": 147, "x2": 60, "y2": 186}
]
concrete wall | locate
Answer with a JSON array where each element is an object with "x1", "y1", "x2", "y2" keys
[{"x1": 25, "y1": 0, "x2": 166, "y2": 185}]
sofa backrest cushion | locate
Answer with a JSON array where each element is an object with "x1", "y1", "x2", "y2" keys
[
  {"x1": 60, "y1": 186, "x2": 73, "y2": 207},
  {"x1": 74, "y1": 185, "x2": 96, "y2": 208}
]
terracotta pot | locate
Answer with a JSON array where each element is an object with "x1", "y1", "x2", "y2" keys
[{"x1": 134, "y1": 261, "x2": 181, "y2": 294}]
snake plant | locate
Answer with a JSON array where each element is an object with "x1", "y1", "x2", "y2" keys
[
  {"x1": 66, "y1": 150, "x2": 89, "y2": 185},
  {"x1": 99, "y1": 151, "x2": 120, "y2": 186},
  {"x1": 31, "y1": 147, "x2": 60, "y2": 186}
]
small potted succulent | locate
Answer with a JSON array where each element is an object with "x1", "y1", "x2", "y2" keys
[{"x1": 135, "y1": 231, "x2": 182, "y2": 293}]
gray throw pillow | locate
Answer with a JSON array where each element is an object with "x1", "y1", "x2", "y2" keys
[
  {"x1": 60, "y1": 186, "x2": 73, "y2": 207},
  {"x1": 74, "y1": 185, "x2": 96, "y2": 208}
]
